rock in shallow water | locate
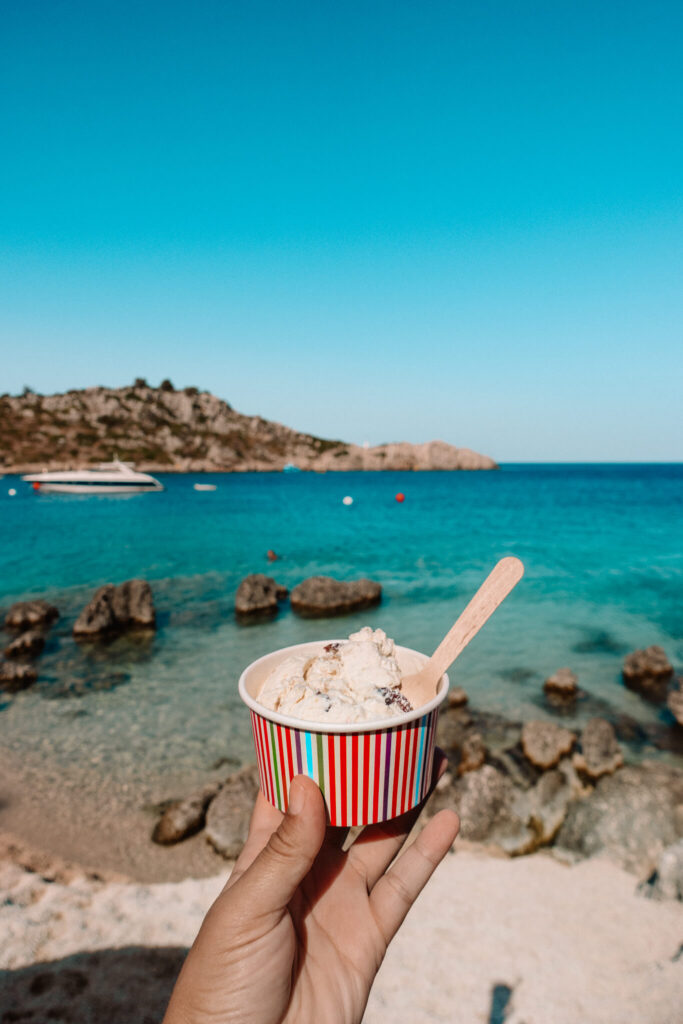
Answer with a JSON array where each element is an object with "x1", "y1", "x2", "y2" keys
[
  {"x1": 205, "y1": 766, "x2": 260, "y2": 859},
  {"x1": 0, "y1": 661, "x2": 38, "y2": 692},
  {"x1": 289, "y1": 576, "x2": 381, "y2": 618},
  {"x1": 521, "y1": 721, "x2": 576, "y2": 770},
  {"x1": 556, "y1": 762, "x2": 683, "y2": 876},
  {"x1": 622, "y1": 646, "x2": 673, "y2": 703},
  {"x1": 152, "y1": 782, "x2": 222, "y2": 845},
  {"x1": 4, "y1": 600, "x2": 59, "y2": 632},
  {"x1": 234, "y1": 574, "x2": 288, "y2": 620},
  {"x1": 447, "y1": 686, "x2": 468, "y2": 709},
  {"x1": 73, "y1": 580, "x2": 155, "y2": 638},
  {"x1": 4, "y1": 630, "x2": 45, "y2": 660},
  {"x1": 666, "y1": 685, "x2": 683, "y2": 728},
  {"x1": 573, "y1": 717, "x2": 623, "y2": 781},
  {"x1": 457, "y1": 732, "x2": 487, "y2": 775},
  {"x1": 543, "y1": 667, "x2": 578, "y2": 708}
]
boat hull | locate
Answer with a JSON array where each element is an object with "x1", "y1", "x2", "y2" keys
[{"x1": 32, "y1": 482, "x2": 164, "y2": 494}]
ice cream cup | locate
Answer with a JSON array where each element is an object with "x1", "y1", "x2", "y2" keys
[{"x1": 238, "y1": 639, "x2": 449, "y2": 826}]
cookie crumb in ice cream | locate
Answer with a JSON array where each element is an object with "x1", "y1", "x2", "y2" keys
[
  {"x1": 257, "y1": 626, "x2": 413, "y2": 723},
  {"x1": 378, "y1": 687, "x2": 412, "y2": 713}
]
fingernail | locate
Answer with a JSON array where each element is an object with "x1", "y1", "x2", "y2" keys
[{"x1": 287, "y1": 779, "x2": 306, "y2": 816}]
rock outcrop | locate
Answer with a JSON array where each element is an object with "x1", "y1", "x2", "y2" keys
[
  {"x1": 152, "y1": 782, "x2": 222, "y2": 845},
  {"x1": 290, "y1": 576, "x2": 382, "y2": 618},
  {"x1": 73, "y1": 580, "x2": 155, "y2": 639},
  {"x1": 521, "y1": 721, "x2": 576, "y2": 770},
  {"x1": 556, "y1": 762, "x2": 683, "y2": 876},
  {"x1": 205, "y1": 766, "x2": 260, "y2": 859},
  {"x1": 447, "y1": 687, "x2": 468, "y2": 709},
  {"x1": 0, "y1": 661, "x2": 38, "y2": 692},
  {"x1": 543, "y1": 667, "x2": 578, "y2": 708},
  {"x1": 429, "y1": 759, "x2": 579, "y2": 856},
  {"x1": 622, "y1": 646, "x2": 673, "y2": 703},
  {"x1": 0, "y1": 384, "x2": 497, "y2": 473},
  {"x1": 572, "y1": 718, "x2": 623, "y2": 781},
  {"x1": 457, "y1": 733, "x2": 487, "y2": 775},
  {"x1": 4, "y1": 600, "x2": 59, "y2": 632},
  {"x1": 666, "y1": 685, "x2": 683, "y2": 728},
  {"x1": 235, "y1": 574, "x2": 288, "y2": 620},
  {"x1": 4, "y1": 630, "x2": 45, "y2": 660}
]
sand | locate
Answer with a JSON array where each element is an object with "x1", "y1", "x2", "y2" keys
[{"x1": 1, "y1": 833, "x2": 681, "y2": 1024}]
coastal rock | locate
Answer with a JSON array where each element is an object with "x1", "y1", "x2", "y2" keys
[
  {"x1": 205, "y1": 766, "x2": 260, "y2": 859},
  {"x1": 4, "y1": 599, "x2": 59, "y2": 632},
  {"x1": 1, "y1": 384, "x2": 497, "y2": 474},
  {"x1": 290, "y1": 576, "x2": 382, "y2": 618},
  {"x1": 556, "y1": 762, "x2": 683, "y2": 876},
  {"x1": 622, "y1": 646, "x2": 673, "y2": 703},
  {"x1": 4, "y1": 630, "x2": 45, "y2": 660},
  {"x1": 73, "y1": 580, "x2": 156, "y2": 638},
  {"x1": 0, "y1": 661, "x2": 38, "y2": 692},
  {"x1": 642, "y1": 840, "x2": 683, "y2": 901},
  {"x1": 573, "y1": 718, "x2": 623, "y2": 781},
  {"x1": 488, "y1": 746, "x2": 542, "y2": 791},
  {"x1": 235, "y1": 574, "x2": 288, "y2": 620},
  {"x1": 521, "y1": 721, "x2": 576, "y2": 770},
  {"x1": 543, "y1": 667, "x2": 578, "y2": 708},
  {"x1": 458, "y1": 732, "x2": 487, "y2": 775},
  {"x1": 431, "y1": 765, "x2": 537, "y2": 854},
  {"x1": 152, "y1": 782, "x2": 222, "y2": 845},
  {"x1": 526, "y1": 762, "x2": 582, "y2": 845},
  {"x1": 436, "y1": 706, "x2": 473, "y2": 753},
  {"x1": 74, "y1": 584, "x2": 118, "y2": 636},
  {"x1": 433, "y1": 765, "x2": 513, "y2": 842},
  {"x1": 447, "y1": 687, "x2": 469, "y2": 709},
  {"x1": 666, "y1": 685, "x2": 683, "y2": 727},
  {"x1": 312, "y1": 439, "x2": 498, "y2": 472},
  {"x1": 112, "y1": 579, "x2": 156, "y2": 629}
]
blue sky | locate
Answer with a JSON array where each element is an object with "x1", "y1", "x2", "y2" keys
[{"x1": 1, "y1": 0, "x2": 681, "y2": 460}]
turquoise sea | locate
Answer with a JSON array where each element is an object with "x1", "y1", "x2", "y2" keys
[{"x1": 1, "y1": 465, "x2": 682, "y2": 859}]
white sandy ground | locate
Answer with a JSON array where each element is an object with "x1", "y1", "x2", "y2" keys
[{"x1": 1, "y1": 843, "x2": 682, "y2": 1024}]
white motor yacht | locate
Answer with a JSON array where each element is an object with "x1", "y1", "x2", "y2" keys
[{"x1": 22, "y1": 459, "x2": 164, "y2": 494}]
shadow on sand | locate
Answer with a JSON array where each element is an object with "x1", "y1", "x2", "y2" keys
[{"x1": 0, "y1": 946, "x2": 187, "y2": 1024}]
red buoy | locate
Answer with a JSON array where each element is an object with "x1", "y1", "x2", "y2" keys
[
  {"x1": 32, "y1": 481, "x2": 41, "y2": 491},
  {"x1": 395, "y1": 492, "x2": 405, "y2": 503}
]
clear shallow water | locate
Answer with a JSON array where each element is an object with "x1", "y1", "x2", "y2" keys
[{"x1": 1, "y1": 465, "x2": 682, "y2": 820}]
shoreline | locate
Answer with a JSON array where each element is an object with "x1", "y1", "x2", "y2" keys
[
  {"x1": 2, "y1": 828, "x2": 681, "y2": 1024},
  {"x1": 2, "y1": 465, "x2": 498, "y2": 476}
]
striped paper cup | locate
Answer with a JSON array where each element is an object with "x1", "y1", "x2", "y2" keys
[{"x1": 238, "y1": 639, "x2": 449, "y2": 826}]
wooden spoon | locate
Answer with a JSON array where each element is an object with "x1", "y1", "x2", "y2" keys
[{"x1": 401, "y1": 556, "x2": 525, "y2": 710}]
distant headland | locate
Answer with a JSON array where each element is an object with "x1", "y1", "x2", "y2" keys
[{"x1": 0, "y1": 380, "x2": 498, "y2": 473}]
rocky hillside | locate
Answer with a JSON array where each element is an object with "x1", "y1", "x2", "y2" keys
[{"x1": 0, "y1": 382, "x2": 497, "y2": 472}]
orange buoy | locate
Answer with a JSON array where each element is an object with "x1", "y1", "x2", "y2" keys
[
  {"x1": 395, "y1": 492, "x2": 405, "y2": 503},
  {"x1": 32, "y1": 481, "x2": 41, "y2": 491}
]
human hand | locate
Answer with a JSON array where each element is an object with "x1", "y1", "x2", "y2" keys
[{"x1": 163, "y1": 751, "x2": 459, "y2": 1024}]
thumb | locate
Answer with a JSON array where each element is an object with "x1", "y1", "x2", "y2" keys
[{"x1": 237, "y1": 775, "x2": 326, "y2": 916}]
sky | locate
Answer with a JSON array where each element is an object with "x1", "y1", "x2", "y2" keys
[{"x1": 1, "y1": 0, "x2": 682, "y2": 460}]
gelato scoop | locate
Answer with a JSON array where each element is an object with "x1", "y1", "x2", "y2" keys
[{"x1": 256, "y1": 626, "x2": 412, "y2": 723}]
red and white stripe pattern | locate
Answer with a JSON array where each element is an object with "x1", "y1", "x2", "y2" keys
[{"x1": 250, "y1": 709, "x2": 439, "y2": 826}]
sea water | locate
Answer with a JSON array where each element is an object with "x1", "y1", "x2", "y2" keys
[{"x1": 0, "y1": 465, "x2": 681, "y2": 813}]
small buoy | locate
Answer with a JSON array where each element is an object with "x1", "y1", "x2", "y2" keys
[
  {"x1": 267, "y1": 549, "x2": 278, "y2": 561},
  {"x1": 8, "y1": 488, "x2": 16, "y2": 496},
  {"x1": 342, "y1": 495, "x2": 353, "y2": 506},
  {"x1": 32, "y1": 481, "x2": 41, "y2": 491},
  {"x1": 395, "y1": 492, "x2": 405, "y2": 503}
]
